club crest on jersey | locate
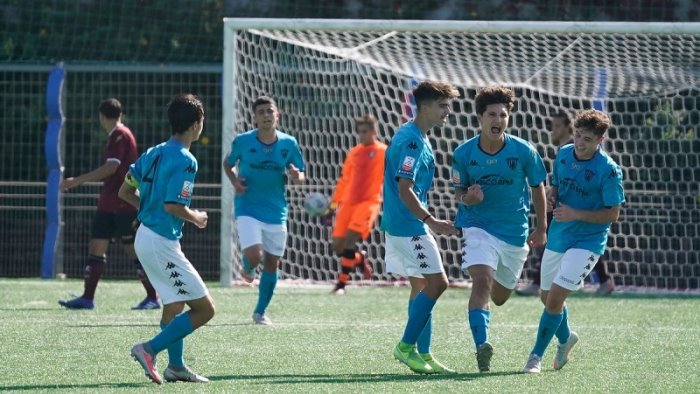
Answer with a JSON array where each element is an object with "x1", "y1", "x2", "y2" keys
[
  {"x1": 402, "y1": 156, "x2": 416, "y2": 171},
  {"x1": 584, "y1": 169, "x2": 595, "y2": 181},
  {"x1": 179, "y1": 181, "x2": 194, "y2": 198},
  {"x1": 281, "y1": 149, "x2": 289, "y2": 158},
  {"x1": 369, "y1": 151, "x2": 375, "y2": 158},
  {"x1": 507, "y1": 157, "x2": 518, "y2": 170},
  {"x1": 451, "y1": 169, "x2": 461, "y2": 185}
]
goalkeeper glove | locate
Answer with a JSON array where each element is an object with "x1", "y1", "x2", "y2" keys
[{"x1": 321, "y1": 202, "x2": 338, "y2": 227}]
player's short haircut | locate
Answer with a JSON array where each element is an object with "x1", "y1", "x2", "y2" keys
[
  {"x1": 474, "y1": 86, "x2": 515, "y2": 114},
  {"x1": 252, "y1": 96, "x2": 277, "y2": 112},
  {"x1": 412, "y1": 81, "x2": 460, "y2": 110},
  {"x1": 98, "y1": 98, "x2": 122, "y2": 119},
  {"x1": 552, "y1": 110, "x2": 573, "y2": 126},
  {"x1": 574, "y1": 109, "x2": 610, "y2": 137},
  {"x1": 167, "y1": 94, "x2": 204, "y2": 135},
  {"x1": 355, "y1": 114, "x2": 377, "y2": 129}
]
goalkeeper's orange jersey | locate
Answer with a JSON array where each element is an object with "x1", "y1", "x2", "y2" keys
[{"x1": 331, "y1": 140, "x2": 387, "y2": 206}]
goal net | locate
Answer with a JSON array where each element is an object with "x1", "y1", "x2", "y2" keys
[{"x1": 221, "y1": 19, "x2": 700, "y2": 291}]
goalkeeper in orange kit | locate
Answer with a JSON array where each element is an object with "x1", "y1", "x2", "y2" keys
[{"x1": 325, "y1": 114, "x2": 387, "y2": 294}]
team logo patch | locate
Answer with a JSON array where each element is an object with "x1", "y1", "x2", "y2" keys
[
  {"x1": 507, "y1": 157, "x2": 518, "y2": 170},
  {"x1": 281, "y1": 149, "x2": 289, "y2": 158},
  {"x1": 180, "y1": 181, "x2": 194, "y2": 198},
  {"x1": 369, "y1": 151, "x2": 376, "y2": 158},
  {"x1": 451, "y1": 169, "x2": 461, "y2": 185},
  {"x1": 584, "y1": 169, "x2": 595, "y2": 181},
  {"x1": 402, "y1": 156, "x2": 416, "y2": 171}
]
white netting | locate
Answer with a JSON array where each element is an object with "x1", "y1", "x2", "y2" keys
[{"x1": 222, "y1": 20, "x2": 700, "y2": 290}]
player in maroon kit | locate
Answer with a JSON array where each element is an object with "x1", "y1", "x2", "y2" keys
[{"x1": 59, "y1": 98, "x2": 160, "y2": 310}]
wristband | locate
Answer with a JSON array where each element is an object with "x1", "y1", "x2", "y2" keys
[{"x1": 421, "y1": 214, "x2": 432, "y2": 223}]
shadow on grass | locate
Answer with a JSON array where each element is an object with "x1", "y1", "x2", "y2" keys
[
  {"x1": 0, "y1": 382, "x2": 149, "y2": 391},
  {"x1": 208, "y1": 371, "x2": 522, "y2": 384},
  {"x1": 66, "y1": 322, "x2": 252, "y2": 328}
]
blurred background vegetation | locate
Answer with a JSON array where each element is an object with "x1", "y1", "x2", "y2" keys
[{"x1": 1, "y1": 0, "x2": 696, "y2": 64}]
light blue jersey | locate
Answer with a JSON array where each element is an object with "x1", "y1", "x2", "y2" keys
[
  {"x1": 547, "y1": 145, "x2": 625, "y2": 255},
  {"x1": 130, "y1": 139, "x2": 197, "y2": 240},
  {"x1": 226, "y1": 129, "x2": 305, "y2": 224},
  {"x1": 380, "y1": 121, "x2": 435, "y2": 237},
  {"x1": 452, "y1": 133, "x2": 547, "y2": 246}
]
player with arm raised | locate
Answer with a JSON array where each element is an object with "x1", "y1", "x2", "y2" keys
[
  {"x1": 385, "y1": 81, "x2": 460, "y2": 374},
  {"x1": 326, "y1": 114, "x2": 386, "y2": 294},
  {"x1": 223, "y1": 96, "x2": 305, "y2": 325},
  {"x1": 121, "y1": 94, "x2": 215, "y2": 384},
  {"x1": 59, "y1": 98, "x2": 159, "y2": 310},
  {"x1": 452, "y1": 86, "x2": 548, "y2": 372},
  {"x1": 522, "y1": 109, "x2": 624, "y2": 373}
]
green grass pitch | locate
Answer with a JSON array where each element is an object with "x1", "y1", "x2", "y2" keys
[{"x1": 0, "y1": 278, "x2": 698, "y2": 393}]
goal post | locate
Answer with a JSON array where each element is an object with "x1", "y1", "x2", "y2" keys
[{"x1": 221, "y1": 18, "x2": 700, "y2": 290}]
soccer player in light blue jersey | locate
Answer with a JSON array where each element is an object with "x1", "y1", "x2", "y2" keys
[
  {"x1": 384, "y1": 80, "x2": 460, "y2": 374},
  {"x1": 522, "y1": 109, "x2": 624, "y2": 373},
  {"x1": 451, "y1": 86, "x2": 548, "y2": 372},
  {"x1": 223, "y1": 96, "x2": 305, "y2": 325},
  {"x1": 119, "y1": 94, "x2": 215, "y2": 384}
]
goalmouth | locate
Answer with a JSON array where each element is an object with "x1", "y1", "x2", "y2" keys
[{"x1": 221, "y1": 18, "x2": 700, "y2": 292}]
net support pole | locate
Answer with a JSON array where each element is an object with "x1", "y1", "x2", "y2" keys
[
  {"x1": 220, "y1": 24, "x2": 237, "y2": 287},
  {"x1": 41, "y1": 64, "x2": 65, "y2": 279}
]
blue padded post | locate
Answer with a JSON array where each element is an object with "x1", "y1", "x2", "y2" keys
[{"x1": 41, "y1": 65, "x2": 66, "y2": 279}]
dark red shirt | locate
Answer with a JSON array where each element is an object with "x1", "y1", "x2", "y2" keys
[{"x1": 97, "y1": 125, "x2": 138, "y2": 213}]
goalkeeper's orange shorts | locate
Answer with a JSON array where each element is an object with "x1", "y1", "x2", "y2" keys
[{"x1": 332, "y1": 200, "x2": 381, "y2": 240}]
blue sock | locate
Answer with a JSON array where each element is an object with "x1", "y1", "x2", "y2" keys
[
  {"x1": 531, "y1": 309, "x2": 564, "y2": 357},
  {"x1": 408, "y1": 298, "x2": 433, "y2": 354},
  {"x1": 468, "y1": 308, "x2": 491, "y2": 348},
  {"x1": 149, "y1": 312, "x2": 193, "y2": 355},
  {"x1": 254, "y1": 270, "x2": 278, "y2": 314},
  {"x1": 401, "y1": 292, "x2": 436, "y2": 346},
  {"x1": 160, "y1": 321, "x2": 185, "y2": 368},
  {"x1": 555, "y1": 306, "x2": 571, "y2": 344}
]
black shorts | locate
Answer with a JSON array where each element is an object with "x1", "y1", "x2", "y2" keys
[{"x1": 91, "y1": 211, "x2": 138, "y2": 244}]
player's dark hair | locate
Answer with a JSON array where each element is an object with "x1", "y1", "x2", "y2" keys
[
  {"x1": 574, "y1": 109, "x2": 610, "y2": 137},
  {"x1": 552, "y1": 110, "x2": 573, "y2": 126},
  {"x1": 167, "y1": 94, "x2": 204, "y2": 135},
  {"x1": 412, "y1": 81, "x2": 459, "y2": 110},
  {"x1": 98, "y1": 98, "x2": 122, "y2": 119},
  {"x1": 252, "y1": 96, "x2": 277, "y2": 112},
  {"x1": 474, "y1": 86, "x2": 515, "y2": 115},
  {"x1": 355, "y1": 114, "x2": 377, "y2": 129}
]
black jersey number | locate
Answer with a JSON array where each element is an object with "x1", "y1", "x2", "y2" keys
[{"x1": 142, "y1": 155, "x2": 161, "y2": 183}]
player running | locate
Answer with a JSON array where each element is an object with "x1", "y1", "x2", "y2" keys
[
  {"x1": 223, "y1": 96, "x2": 305, "y2": 325},
  {"x1": 325, "y1": 114, "x2": 386, "y2": 294},
  {"x1": 120, "y1": 94, "x2": 214, "y2": 383},
  {"x1": 522, "y1": 109, "x2": 624, "y2": 373}
]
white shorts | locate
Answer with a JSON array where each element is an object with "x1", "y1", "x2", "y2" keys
[
  {"x1": 461, "y1": 227, "x2": 530, "y2": 290},
  {"x1": 385, "y1": 233, "x2": 445, "y2": 278},
  {"x1": 540, "y1": 248, "x2": 601, "y2": 291},
  {"x1": 236, "y1": 216, "x2": 287, "y2": 257},
  {"x1": 134, "y1": 225, "x2": 208, "y2": 305}
]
